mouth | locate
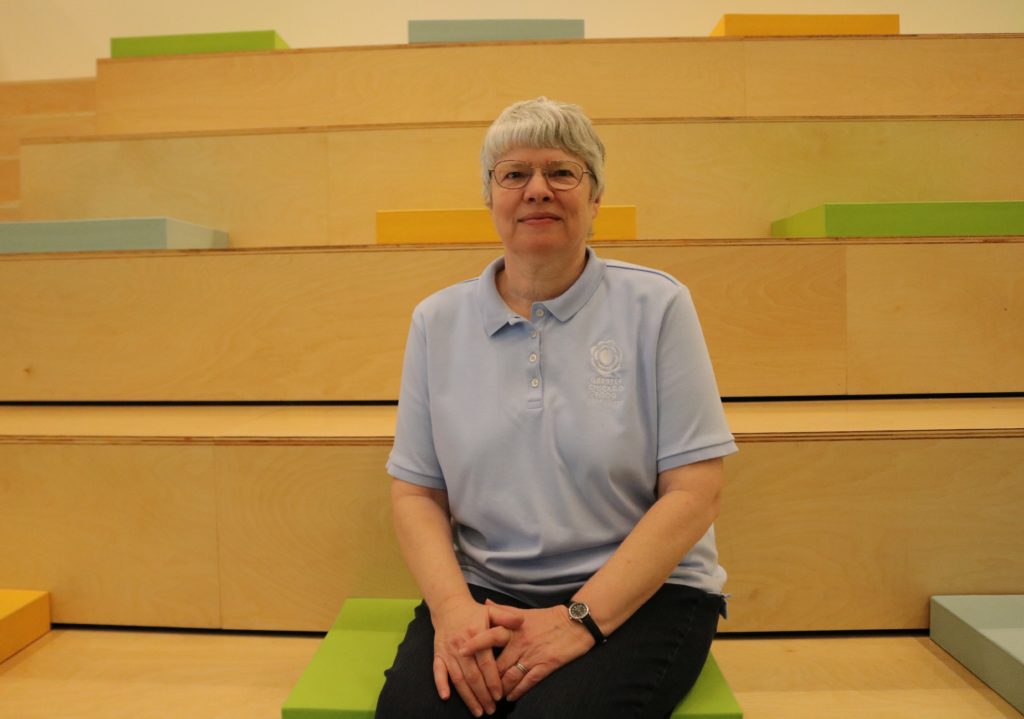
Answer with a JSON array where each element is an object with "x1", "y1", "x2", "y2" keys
[{"x1": 518, "y1": 212, "x2": 562, "y2": 224}]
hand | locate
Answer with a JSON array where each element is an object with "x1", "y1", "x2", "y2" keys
[
  {"x1": 461, "y1": 600, "x2": 595, "y2": 701},
  {"x1": 430, "y1": 595, "x2": 522, "y2": 716}
]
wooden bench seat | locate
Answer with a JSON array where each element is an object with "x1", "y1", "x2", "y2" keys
[
  {"x1": 2, "y1": 238, "x2": 1022, "y2": 401},
  {"x1": 1, "y1": 399, "x2": 1021, "y2": 632}
]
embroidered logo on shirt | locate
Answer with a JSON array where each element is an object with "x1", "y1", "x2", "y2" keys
[{"x1": 588, "y1": 340, "x2": 625, "y2": 401}]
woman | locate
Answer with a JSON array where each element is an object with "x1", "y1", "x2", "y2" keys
[{"x1": 377, "y1": 97, "x2": 736, "y2": 719}]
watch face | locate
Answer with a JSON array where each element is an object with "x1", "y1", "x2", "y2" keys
[{"x1": 568, "y1": 602, "x2": 588, "y2": 621}]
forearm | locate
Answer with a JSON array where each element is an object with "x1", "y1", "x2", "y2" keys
[
  {"x1": 574, "y1": 459, "x2": 723, "y2": 636},
  {"x1": 389, "y1": 479, "x2": 472, "y2": 612}
]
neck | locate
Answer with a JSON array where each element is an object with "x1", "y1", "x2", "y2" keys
[{"x1": 497, "y1": 247, "x2": 587, "y2": 317}]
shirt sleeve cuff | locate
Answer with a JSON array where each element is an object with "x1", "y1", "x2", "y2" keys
[
  {"x1": 657, "y1": 440, "x2": 738, "y2": 474},
  {"x1": 386, "y1": 459, "x2": 447, "y2": 490}
]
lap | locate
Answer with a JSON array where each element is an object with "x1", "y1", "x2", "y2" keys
[{"x1": 375, "y1": 584, "x2": 723, "y2": 719}]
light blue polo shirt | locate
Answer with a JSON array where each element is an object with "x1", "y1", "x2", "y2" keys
[{"x1": 387, "y1": 248, "x2": 737, "y2": 604}]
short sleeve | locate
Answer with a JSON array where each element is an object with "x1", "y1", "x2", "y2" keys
[
  {"x1": 386, "y1": 310, "x2": 447, "y2": 489},
  {"x1": 656, "y1": 285, "x2": 738, "y2": 473}
]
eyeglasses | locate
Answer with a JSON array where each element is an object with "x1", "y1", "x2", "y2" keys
[{"x1": 489, "y1": 159, "x2": 592, "y2": 191}]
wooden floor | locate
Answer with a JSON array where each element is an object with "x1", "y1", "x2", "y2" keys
[{"x1": 0, "y1": 628, "x2": 1019, "y2": 718}]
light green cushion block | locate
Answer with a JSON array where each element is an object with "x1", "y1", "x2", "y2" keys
[
  {"x1": 282, "y1": 598, "x2": 742, "y2": 719},
  {"x1": 770, "y1": 201, "x2": 1024, "y2": 238},
  {"x1": 931, "y1": 596, "x2": 1024, "y2": 714},
  {"x1": 111, "y1": 30, "x2": 289, "y2": 58},
  {"x1": 0, "y1": 218, "x2": 228, "y2": 254},
  {"x1": 408, "y1": 19, "x2": 584, "y2": 44}
]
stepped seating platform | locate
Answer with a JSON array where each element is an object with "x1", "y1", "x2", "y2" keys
[
  {"x1": 931, "y1": 595, "x2": 1024, "y2": 713},
  {"x1": 0, "y1": 589, "x2": 49, "y2": 663},
  {"x1": 19, "y1": 117, "x2": 1024, "y2": 244},
  {"x1": 0, "y1": 217, "x2": 228, "y2": 253},
  {"x1": 772, "y1": 201, "x2": 1024, "y2": 238},
  {"x1": 282, "y1": 598, "x2": 742, "y2": 718},
  {"x1": 1, "y1": 628, "x2": 1017, "y2": 719},
  {"x1": 0, "y1": 78, "x2": 97, "y2": 219},
  {"x1": 408, "y1": 19, "x2": 585, "y2": 44},
  {"x1": 87, "y1": 34, "x2": 1024, "y2": 135},
  {"x1": 1, "y1": 399, "x2": 1021, "y2": 633},
  {"x1": 710, "y1": 13, "x2": 900, "y2": 37},
  {"x1": 2, "y1": 238, "x2": 1021, "y2": 401}
]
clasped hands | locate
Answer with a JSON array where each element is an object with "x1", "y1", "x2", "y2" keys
[{"x1": 432, "y1": 596, "x2": 595, "y2": 717}]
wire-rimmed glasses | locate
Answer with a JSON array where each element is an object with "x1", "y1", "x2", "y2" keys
[{"x1": 490, "y1": 159, "x2": 591, "y2": 191}]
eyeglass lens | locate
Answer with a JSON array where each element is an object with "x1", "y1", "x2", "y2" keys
[{"x1": 492, "y1": 160, "x2": 585, "y2": 190}]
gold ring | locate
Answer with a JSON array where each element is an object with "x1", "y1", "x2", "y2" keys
[{"x1": 514, "y1": 661, "x2": 529, "y2": 674}]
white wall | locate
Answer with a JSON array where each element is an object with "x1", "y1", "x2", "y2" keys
[{"x1": 1, "y1": 0, "x2": 1023, "y2": 81}]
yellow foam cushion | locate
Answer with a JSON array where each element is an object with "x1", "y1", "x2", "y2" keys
[
  {"x1": 0, "y1": 589, "x2": 50, "y2": 662},
  {"x1": 711, "y1": 14, "x2": 900, "y2": 37},
  {"x1": 376, "y1": 206, "x2": 637, "y2": 244}
]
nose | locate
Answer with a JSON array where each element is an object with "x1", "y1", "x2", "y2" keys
[{"x1": 522, "y1": 167, "x2": 554, "y2": 202}]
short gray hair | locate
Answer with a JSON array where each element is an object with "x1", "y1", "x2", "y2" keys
[{"x1": 480, "y1": 97, "x2": 605, "y2": 206}]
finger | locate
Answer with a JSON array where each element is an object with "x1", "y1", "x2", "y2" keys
[
  {"x1": 486, "y1": 604, "x2": 525, "y2": 630},
  {"x1": 452, "y1": 652, "x2": 496, "y2": 716},
  {"x1": 475, "y1": 647, "x2": 504, "y2": 703},
  {"x1": 460, "y1": 625, "x2": 512, "y2": 655},
  {"x1": 507, "y1": 664, "x2": 548, "y2": 702},
  {"x1": 446, "y1": 657, "x2": 488, "y2": 718},
  {"x1": 500, "y1": 659, "x2": 529, "y2": 696},
  {"x1": 432, "y1": 655, "x2": 451, "y2": 700}
]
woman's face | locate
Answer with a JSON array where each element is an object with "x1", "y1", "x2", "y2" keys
[{"x1": 488, "y1": 146, "x2": 601, "y2": 260}]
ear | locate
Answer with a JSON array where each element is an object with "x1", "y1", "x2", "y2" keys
[{"x1": 590, "y1": 193, "x2": 602, "y2": 220}]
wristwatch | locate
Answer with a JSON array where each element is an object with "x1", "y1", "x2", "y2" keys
[{"x1": 566, "y1": 600, "x2": 607, "y2": 644}]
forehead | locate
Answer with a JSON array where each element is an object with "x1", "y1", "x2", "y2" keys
[{"x1": 495, "y1": 146, "x2": 580, "y2": 164}]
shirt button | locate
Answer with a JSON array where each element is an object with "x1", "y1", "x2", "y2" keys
[
  {"x1": 530, "y1": 378, "x2": 540, "y2": 388},
  {"x1": 529, "y1": 353, "x2": 538, "y2": 363},
  {"x1": 535, "y1": 308, "x2": 545, "y2": 318}
]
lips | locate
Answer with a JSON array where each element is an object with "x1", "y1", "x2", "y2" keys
[{"x1": 518, "y1": 212, "x2": 562, "y2": 223}]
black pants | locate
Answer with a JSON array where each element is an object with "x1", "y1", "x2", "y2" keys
[{"x1": 375, "y1": 583, "x2": 723, "y2": 719}]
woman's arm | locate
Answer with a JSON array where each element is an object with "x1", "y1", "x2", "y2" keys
[
  {"x1": 462, "y1": 456, "x2": 724, "y2": 700},
  {"x1": 390, "y1": 477, "x2": 515, "y2": 717}
]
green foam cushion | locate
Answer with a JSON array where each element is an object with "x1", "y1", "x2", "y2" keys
[
  {"x1": 408, "y1": 19, "x2": 584, "y2": 44},
  {"x1": 283, "y1": 598, "x2": 742, "y2": 718},
  {"x1": 111, "y1": 30, "x2": 288, "y2": 58},
  {"x1": 771, "y1": 201, "x2": 1024, "y2": 238}
]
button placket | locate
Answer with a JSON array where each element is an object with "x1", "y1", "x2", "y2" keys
[{"x1": 526, "y1": 307, "x2": 545, "y2": 407}]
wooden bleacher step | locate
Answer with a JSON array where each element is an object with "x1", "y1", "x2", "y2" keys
[
  {"x1": 710, "y1": 13, "x2": 900, "y2": 37},
  {"x1": 0, "y1": 156, "x2": 17, "y2": 203},
  {"x1": 88, "y1": 35, "x2": 1024, "y2": 135},
  {"x1": 407, "y1": 19, "x2": 584, "y2": 44},
  {"x1": 0, "y1": 217, "x2": 228, "y2": 253},
  {"x1": 1, "y1": 400, "x2": 1020, "y2": 633},
  {"x1": 376, "y1": 206, "x2": 636, "y2": 244},
  {"x1": 931, "y1": 595, "x2": 1024, "y2": 714},
  {"x1": 281, "y1": 598, "x2": 743, "y2": 718},
  {"x1": 19, "y1": 119, "x2": 1024, "y2": 244},
  {"x1": 2, "y1": 239, "x2": 1021, "y2": 400},
  {"x1": 772, "y1": 201, "x2": 1024, "y2": 238},
  {"x1": 0, "y1": 589, "x2": 50, "y2": 664}
]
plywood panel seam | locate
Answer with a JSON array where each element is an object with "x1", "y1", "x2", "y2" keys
[{"x1": 24, "y1": 113, "x2": 1024, "y2": 145}]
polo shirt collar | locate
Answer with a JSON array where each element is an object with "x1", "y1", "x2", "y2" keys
[{"x1": 477, "y1": 247, "x2": 607, "y2": 336}]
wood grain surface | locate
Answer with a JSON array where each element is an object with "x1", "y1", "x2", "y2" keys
[{"x1": 92, "y1": 35, "x2": 1024, "y2": 134}]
